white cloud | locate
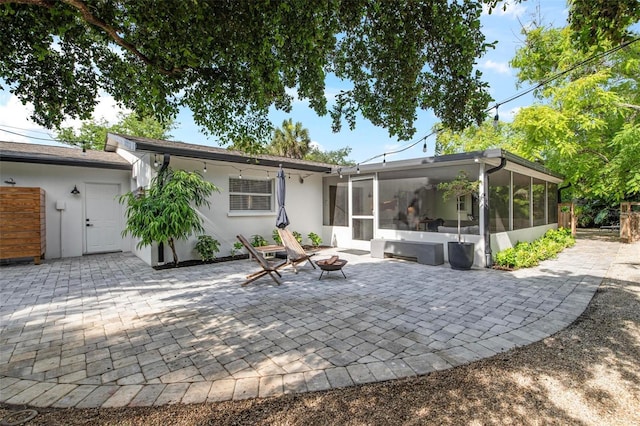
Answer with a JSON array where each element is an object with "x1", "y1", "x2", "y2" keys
[
  {"x1": 0, "y1": 96, "x2": 46, "y2": 143},
  {"x1": 483, "y1": 1, "x2": 527, "y2": 19},
  {"x1": 61, "y1": 93, "x2": 129, "y2": 130},
  {"x1": 310, "y1": 140, "x2": 323, "y2": 151},
  {"x1": 482, "y1": 59, "x2": 511, "y2": 75},
  {"x1": 0, "y1": 92, "x2": 129, "y2": 144}
]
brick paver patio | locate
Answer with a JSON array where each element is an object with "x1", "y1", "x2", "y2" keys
[{"x1": 0, "y1": 234, "x2": 621, "y2": 408}]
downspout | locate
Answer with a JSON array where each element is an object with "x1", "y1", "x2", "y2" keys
[
  {"x1": 483, "y1": 157, "x2": 507, "y2": 268},
  {"x1": 157, "y1": 153, "x2": 171, "y2": 263},
  {"x1": 557, "y1": 182, "x2": 571, "y2": 202}
]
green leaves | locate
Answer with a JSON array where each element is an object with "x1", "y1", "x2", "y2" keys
[
  {"x1": 1, "y1": 0, "x2": 496, "y2": 147},
  {"x1": 494, "y1": 228, "x2": 575, "y2": 269},
  {"x1": 56, "y1": 112, "x2": 174, "y2": 150},
  {"x1": 119, "y1": 167, "x2": 219, "y2": 265}
]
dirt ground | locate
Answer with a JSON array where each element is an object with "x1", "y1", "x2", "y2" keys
[{"x1": 1, "y1": 232, "x2": 638, "y2": 425}]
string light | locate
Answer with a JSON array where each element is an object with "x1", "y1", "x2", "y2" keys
[
  {"x1": 383, "y1": 154, "x2": 386, "y2": 166},
  {"x1": 422, "y1": 141, "x2": 427, "y2": 153},
  {"x1": 153, "y1": 154, "x2": 158, "y2": 167},
  {"x1": 338, "y1": 168, "x2": 343, "y2": 179},
  {"x1": 356, "y1": 164, "x2": 360, "y2": 174},
  {"x1": 493, "y1": 105, "x2": 500, "y2": 130},
  {"x1": 238, "y1": 170, "x2": 242, "y2": 179},
  {"x1": 203, "y1": 162, "x2": 207, "y2": 173}
]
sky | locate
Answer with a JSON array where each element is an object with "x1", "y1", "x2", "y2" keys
[{"x1": 0, "y1": 1, "x2": 570, "y2": 164}]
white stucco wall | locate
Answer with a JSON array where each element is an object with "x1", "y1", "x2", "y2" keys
[
  {"x1": 0, "y1": 162, "x2": 132, "y2": 259},
  {"x1": 151, "y1": 157, "x2": 325, "y2": 265},
  {"x1": 490, "y1": 224, "x2": 557, "y2": 255}
]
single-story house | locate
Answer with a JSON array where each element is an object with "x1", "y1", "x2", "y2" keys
[{"x1": 0, "y1": 134, "x2": 563, "y2": 268}]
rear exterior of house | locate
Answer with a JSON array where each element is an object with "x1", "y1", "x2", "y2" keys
[
  {"x1": 1, "y1": 138, "x2": 563, "y2": 268},
  {"x1": 0, "y1": 142, "x2": 132, "y2": 260},
  {"x1": 322, "y1": 149, "x2": 563, "y2": 267}
]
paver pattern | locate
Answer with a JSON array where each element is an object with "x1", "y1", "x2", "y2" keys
[{"x1": 0, "y1": 236, "x2": 620, "y2": 408}]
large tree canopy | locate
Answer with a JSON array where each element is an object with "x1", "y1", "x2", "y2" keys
[
  {"x1": 0, "y1": 0, "x2": 501, "y2": 148},
  {"x1": 436, "y1": 24, "x2": 640, "y2": 204}
]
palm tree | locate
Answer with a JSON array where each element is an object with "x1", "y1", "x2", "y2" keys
[{"x1": 269, "y1": 119, "x2": 311, "y2": 159}]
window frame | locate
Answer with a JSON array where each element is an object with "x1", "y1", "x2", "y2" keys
[{"x1": 228, "y1": 176, "x2": 275, "y2": 215}]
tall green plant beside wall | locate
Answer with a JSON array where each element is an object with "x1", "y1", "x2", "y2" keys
[{"x1": 119, "y1": 167, "x2": 219, "y2": 266}]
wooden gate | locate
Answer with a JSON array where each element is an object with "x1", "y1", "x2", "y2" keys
[
  {"x1": 558, "y1": 202, "x2": 576, "y2": 236},
  {"x1": 620, "y1": 202, "x2": 640, "y2": 243}
]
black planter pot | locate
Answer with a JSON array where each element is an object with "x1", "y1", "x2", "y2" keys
[{"x1": 447, "y1": 241, "x2": 475, "y2": 270}]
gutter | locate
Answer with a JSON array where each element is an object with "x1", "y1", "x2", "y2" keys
[{"x1": 483, "y1": 157, "x2": 507, "y2": 268}]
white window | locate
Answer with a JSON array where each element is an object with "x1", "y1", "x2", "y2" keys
[{"x1": 229, "y1": 178, "x2": 273, "y2": 211}]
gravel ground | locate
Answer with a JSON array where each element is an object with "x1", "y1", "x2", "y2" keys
[{"x1": 2, "y1": 231, "x2": 638, "y2": 425}]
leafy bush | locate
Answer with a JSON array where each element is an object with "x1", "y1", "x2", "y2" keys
[
  {"x1": 272, "y1": 229, "x2": 282, "y2": 245},
  {"x1": 308, "y1": 232, "x2": 322, "y2": 247},
  {"x1": 493, "y1": 228, "x2": 575, "y2": 269},
  {"x1": 194, "y1": 235, "x2": 220, "y2": 261},
  {"x1": 230, "y1": 241, "x2": 244, "y2": 256},
  {"x1": 292, "y1": 231, "x2": 302, "y2": 243},
  {"x1": 251, "y1": 234, "x2": 268, "y2": 247}
]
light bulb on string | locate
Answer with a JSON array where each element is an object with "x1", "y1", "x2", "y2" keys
[
  {"x1": 203, "y1": 162, "x2": 207, "y2": 173},
  {"x1": 493, "y1": 105, "x2": 500, "y2": 129},
  {"x1": 422, "y1": 141, "x2": 427, "y2": 153},
  {"x1": 383, "y1": 154, "x2": 386, "y2": 166}
]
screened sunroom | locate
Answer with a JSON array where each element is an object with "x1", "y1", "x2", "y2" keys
[{"x1": 321, "y1": 149, "x2": 563, "y2": 268}]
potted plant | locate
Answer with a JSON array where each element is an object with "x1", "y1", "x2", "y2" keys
[{"x1": 437, "y1": 171, "x2": 480, "y2": 270}]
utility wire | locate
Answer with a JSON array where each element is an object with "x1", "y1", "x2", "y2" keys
[
  {"x1": 350, "y1": 35, "x2": 640, "y2": 170},
  {"x1": 0, "y1": 127, "x2": 90, "y2": 146},
  {"x1": 2, "y1": 37, "x2": 638, "y2": 168}
]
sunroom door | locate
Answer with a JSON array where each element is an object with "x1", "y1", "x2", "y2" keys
[{"x1": 350, "y1": 176, "x2": 374, "y2": 250}]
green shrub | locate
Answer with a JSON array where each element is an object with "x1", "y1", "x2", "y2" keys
[
  {"x1": 272, "y1": 229, "x2": 282, "y2": 245},
  {"x1": 308, "y1": 232, "x2": 322, "y2": 247},
  {"x1": 251, "y1": 234, "x2": 268, "y2": 247},
  {"x1": 292, "y1": 231, "x2": 302, "y2": 243},
  {"x1": 493, "y1": 228, "x2": 575, "y2": 269},
  {"x1": 230, "y1": 241, "x2": 244, "y2": 256},
  {"x1": 194, "y1": 235, "x2": 220, "y2": 261}
]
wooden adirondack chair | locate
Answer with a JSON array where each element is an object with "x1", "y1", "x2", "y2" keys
[
  {"x1": 277, "y1": 228, "x2": 317, "y2": 273},
  {"x1": 236, "y1": 235, "x2": 287, "y2": 286}
]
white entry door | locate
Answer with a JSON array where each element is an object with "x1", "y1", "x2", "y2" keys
[{"x1": 85, "y1": 183, "x2": 122, "y2": 253}]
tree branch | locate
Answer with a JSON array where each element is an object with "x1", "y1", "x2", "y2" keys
[
  {"x1": 0, "y1": 0, "x2": 185, "y2": 75},
  {"x1": 0, "y1": 0, "x2": 54, "y2": 5},
  {"x1": 617, "y1": 102, "x2": 640, "y2": 111},
  {"x1": 578, "y1": 148, "x2": 609, "y2": 163},
  {"x1": 61, "y1": 0, "x2": 185, "y2": 76}
]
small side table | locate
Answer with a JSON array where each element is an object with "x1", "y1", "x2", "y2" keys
[{"x1": 316, "y1": 256, "x2": 348, "y2": 280}]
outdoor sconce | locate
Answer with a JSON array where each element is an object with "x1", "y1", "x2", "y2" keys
[{"x1": 71, "y1": 185, "x2": 80, "y2": 195}]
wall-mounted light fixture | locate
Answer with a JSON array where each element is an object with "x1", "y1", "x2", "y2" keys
[
  {"x1": 3, "y1": 178, "x2": 16, "y2": 185},
  {"x1": 71, "y1": 185, "x2": 80, "y2": 195}
]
